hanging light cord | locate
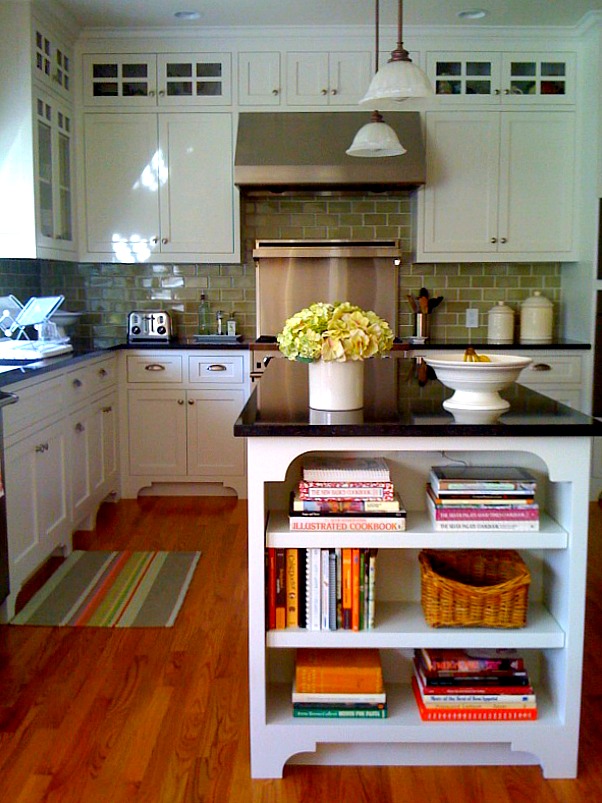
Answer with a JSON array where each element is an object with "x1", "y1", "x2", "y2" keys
[
  {"x1": 371, "y1": 0, "x2": 384, "y2": 124},
  {"x1": 390, "y1": 0, "x2": 412, "y2": 63}
]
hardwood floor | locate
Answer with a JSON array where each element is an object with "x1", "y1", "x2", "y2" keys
[{"x1": 0, "y1": 497, "x2": 601, "y2": 802}]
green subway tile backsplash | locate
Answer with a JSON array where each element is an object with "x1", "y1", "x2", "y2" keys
[{"x1": 0, "y1": 192, "x2": 560, "y2": 346}]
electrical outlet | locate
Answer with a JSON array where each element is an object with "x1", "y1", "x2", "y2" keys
[{"x1": 466, "y1": 308, "x2": 479, "y2": 328}]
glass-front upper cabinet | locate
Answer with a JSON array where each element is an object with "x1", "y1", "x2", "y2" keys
[
  {"x1": 35, "y1": 93, "x2": 74, "y2": 252},
  {"x1": 32, "y1": 20, "x2": 72, "y2": 100},
  {"x1": 426, "y1": 52, "x2": 575, "y2": 105},
  {"x1": 83, "y1": 54, "x2": 231, "y2": 106}
]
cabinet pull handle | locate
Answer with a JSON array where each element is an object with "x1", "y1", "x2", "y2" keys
[
  {"x1": 102, "y1": 406, "x2": 113, "y2": 413},
  {"x1": 531, "y1": 363, "x2": 552, "y2": 372},
  {"x1": 188, "y1": 399, "x2": 195, "y2": 405},
  {"x1": 75, "y1": 422, "x2": 85, "y2": 433},
  {"x1": 158, "y1": 89, "x2": 165, "y2": 97},
  {"x1": 144, "y1": 363, "x2": 166, "y2": 371},
  {"x1": 177, "y1": 399, "x2": 185, "y2": 405},
  {"x1": 504, "y1": 88, "x2": 511, "y2": 94},
  {"x1": 494, "y1": 88, "x2": 501, "y2": 95},
  {"x1": 500, "y1": 237, "x2": 508, "y2": 244},
  {"x1": 148, "y1": 90, "x2": 156, "y2": 97},
  {"x1": 490, "y1": 237, "x2": 497, "y2": 244},
  {"x1": 272, "y1": 88, "x2": 279, "y2": 95},
  {"x1": 330, "y1": 88, "x2": 338, "y2": 95},
  {"x1": 35, "y1": 442, "x2": 49, "y2": 453},
  {"x1": 72, "y1": 378, "x2": 82, "y2": 387},
  {"x1": 321, "y1": 89, "x2": 328, "y2": 95},
  {"x1": 98, "y1": 368, "x2": 108, "y2": 377},
  {"x1": 151, "y1": 236, "x2": 159, "y2": 245},
  {"x1": 161, "y1": 237, "x2": 168, "y2": 245},
  {"x1": 207, "y1": 364, "x2": 227, "y2": 371}
]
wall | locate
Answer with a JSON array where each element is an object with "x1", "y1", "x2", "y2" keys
[{"x1": 0, "y1": 193, "x2": 560, "y2": 346}]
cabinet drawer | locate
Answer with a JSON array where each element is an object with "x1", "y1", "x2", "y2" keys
[
  {"x1": 517, "y1": 354, "x2": 582, "y2": 385},
  {"x1": 126, "y1": 354, "x2": 183, "y2": 383},
  {"x1": 188, "y1": 355, "x2": 244, "y2": 384},
  {"x1": 66, "y1": 357, "x2": 117, "y2": 406},
  {"x1": 3, "y1": 375, "x2": 65, "y2": 440}
]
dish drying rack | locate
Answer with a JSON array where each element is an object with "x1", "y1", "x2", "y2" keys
[{"x1": 0, "y1": 295, "x2": 73, "y2": 359}]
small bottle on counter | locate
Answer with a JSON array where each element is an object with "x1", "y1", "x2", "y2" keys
[
  {"x1": 227, "y1": 315, "x2": 236, "y2": 337},
  {"x1": 520, "y1": 291, "x2": 553, "y2": 343},
  {"x1": 198, "y1": 292, "x2": 211, "y2": 335},
  {"x1": 215, "y1": 310, "x2": 225, "y2": 335},
  {"x1": 487, "y1": 301, "x2": 514, "y2": 344}
]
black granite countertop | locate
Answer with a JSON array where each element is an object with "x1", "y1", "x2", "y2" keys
[{"x1": 234, "y1": 357, "x2": 602, "y2": 438}]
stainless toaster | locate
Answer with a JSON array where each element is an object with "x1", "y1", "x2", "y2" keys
[{"x1": 127, "y1": 311, "x2": 173, "y2": 342}]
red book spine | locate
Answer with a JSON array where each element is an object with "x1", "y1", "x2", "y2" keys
[
  {"x1": 275, "y1": 548, "x2": 286, "y2": 630},
  {"x1": 342, "y1": 548, "x2": 352, "y2": 630},
  {"x1": 298, "y1": 480, "x2": 395, "y2": 501},
  {"x1": 267, "y1": 547, "x2": 276, "y2": 630},
  {"x1": 430, "y1": 507, "x2": 539, "y2": 520},
  {"x1": 351, "y1": 548, "x2": 360, "y2": 631}
]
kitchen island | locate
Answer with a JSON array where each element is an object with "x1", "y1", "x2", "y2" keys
[{"x1": 234, "y1": 356, "x2": 602, "y2": 779}]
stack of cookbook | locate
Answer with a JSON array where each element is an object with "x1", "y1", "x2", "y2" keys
[
  {"x1": 293, "y1": 648, "x2": 387, "y2": 719},
  {"x1": 289, "y1": 457, "x2": 406, "y2": 532},
  {"x1": 425, "y1": 465, "x2": 539, "y2": 531},
  {"x1": 412, "y1": 648, "x2": 537, "y2": 721}
]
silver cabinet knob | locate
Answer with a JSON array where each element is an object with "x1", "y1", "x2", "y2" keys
[
  {"x1": 98, "y1": 368, "x2": 107, "y2": 377},
  {"x1": 330, "y1": 89, "x2": 337, "y2": 95},
  {"x1": 321, "y1": 89, "x2": 328, "y2": 95},
  {"x1": 102, "y1": 406, "x2": 113, "y2": 413},
  {"x1": 75, "y1": 422, "x2": 85, "y2": 433},
  {"x1": 148, "y1": 90, "x2": 156, "y2": 97},
  {"x1": 158, "y1": 90, "x2": 165, "y2": 97},
  {"x1": 490, "y1": 237, "x2": 497, "y2": 244},
  {"x1": 177, "y1": 399, "x2": 185, "y2": 405},
  {"x1": 272, "y1": 88, "x2": 279, "y2": 95},
  {"x1": 500, "y1": 237, "x2": 508, "y2": 244},
  {"x1": 494, "y1": 88, "x2": 501, "y2": 95},
  {"x1": 72, "y1": 378, "x2": 82, "y2": 387},
  {"x1": 188, "y1": 398, "x2": 194, "y2": 405},
  {"x1": 161, "y1": 237, "x2": 168, "y2": 245},
  {"x1": 151, "y1": 236, "x2": 159, "y2": 245}
]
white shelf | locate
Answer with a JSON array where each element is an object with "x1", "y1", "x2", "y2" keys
[
  {"x1": 266, "y1": 601, "x2": 564, "y2": 649},
  {"x1": 267, "y1": 682, "x2": 560, "y2": 732},
  {"x1": 267, "y1": 509, "x2": 568, "y2": 549}
]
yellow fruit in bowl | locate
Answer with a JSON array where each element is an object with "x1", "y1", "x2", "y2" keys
[{"x1": 463, "y1": 348, "x2": 491, "y2": 363}]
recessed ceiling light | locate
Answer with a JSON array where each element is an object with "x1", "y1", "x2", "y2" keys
[
  {"x1": 174, "y1": 10, "x2": 201, "y2": 21},
  {"x1": 457, "y1": 9, "x2": 488, "y2": 20}
]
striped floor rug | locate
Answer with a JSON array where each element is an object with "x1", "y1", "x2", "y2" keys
[{"x1": 10, "y1": 550, "x2": 201, "y2": 627}]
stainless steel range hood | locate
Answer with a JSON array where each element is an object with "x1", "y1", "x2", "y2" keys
[{"x1": 234, "y1": 112, "x2": 425, "y2": 192}]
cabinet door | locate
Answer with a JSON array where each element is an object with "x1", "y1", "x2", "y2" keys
[
  {"x1": 158, "y1": 113, "x2": 235, "y2": 256},
  {"x1": 420, "y1": 112, "x2": 500, "y2": 255},
  {"x1": 34, "y1": 92, "x2": 74, "y2": 253},
  {"x1": 426, "y1": 52, "x2": 501, "y2": 102},
  {"x1": 100, "y1": 392, "x2": 118, "y2": 485},
  {"x1": 238, "y1": 52, "x2": 281, "y2": 106},
  {"x1": 5, "y1": 420, "x2": 69, "y2": 589},
  {"x1": 157, "y1": 54, "x2": 231, "y2": 105},
  {"x1": 186, "y1": 389, "x2": 246, "y2": 477},
  {"x1": 502, "y1": 53, "x2": 575, "y2": 105},
  {"x1": 33, "y1": 20, "x2": 72, "y2": 100},
  {"x1": 82, "y1": 55, "x2": 157, "y2": 106},
  {"x1": 70, "y1": 403, "x2": 102, "y2": 525},
  {"x1": 83, "y1": 113, "x2": 161, "y2": 259},
  {"x1": 498, "y1": 112, "x2": 575, "y2": 255},
  {"x1": 328, "y1": 52, "x2": 372, "y2": 105},
  {"x1": 286, "y1": 52, "x2": 330, "y2": 105},
  {"x1": 128, "y1": 389, "x2": 187, "y2": 476}
]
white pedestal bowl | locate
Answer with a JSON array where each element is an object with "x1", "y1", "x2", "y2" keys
[{"x1": 423, "y1": 353, "x2": 532, "y2": 423}]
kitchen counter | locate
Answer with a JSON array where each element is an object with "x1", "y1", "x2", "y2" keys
[{"x1": 234, "y1": 356, "x2": 602, "y2": 437}]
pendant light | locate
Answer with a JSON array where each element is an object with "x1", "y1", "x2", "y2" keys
[
  {"x1": 346, "y1": 0, "x2": 405, "y2": 158},
  {"x1": 359, "y1": 0, "x2": 434, "y2": 109}
]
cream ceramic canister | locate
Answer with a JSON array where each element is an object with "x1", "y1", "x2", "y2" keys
[
  {"x1": 487, "y1": 301, "x2": 514, "y2": 344},
  {"x1": 520, "y1": 291, "x2": 553, "y2": 343}
]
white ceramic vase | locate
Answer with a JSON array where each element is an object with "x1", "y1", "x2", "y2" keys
[{"x1": 308, "y1": 359, "x2": 364, "y2": 411}]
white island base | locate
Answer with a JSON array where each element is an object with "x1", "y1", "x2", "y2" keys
[{"x1": 245, "y1": 433, "x2": 592, "y2": 779}]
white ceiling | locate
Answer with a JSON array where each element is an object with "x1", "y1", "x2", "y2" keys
[{"x1": 46, "y1": 0, "x2": 602, "y2": 31}]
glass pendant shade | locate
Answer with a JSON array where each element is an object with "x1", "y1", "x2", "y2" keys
[
  {"x1": 346, "y1": 115, "x2": 406, "y2": 158},
  {"x1": 359, "y1": 58, "x2": 434, "y2": 109}
]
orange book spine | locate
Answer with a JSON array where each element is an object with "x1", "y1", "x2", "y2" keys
[
  {"x1": 351, "y1": 548, "x2": 360, "y2": 631},
  {"x1": 342, "y1": 548, "x2": 352, "y2": 630}
]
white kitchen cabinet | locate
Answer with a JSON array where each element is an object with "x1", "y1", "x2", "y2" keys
[
  {"x1": 286, "y1": 51, "x2": 372, "y2": 106},
  {"x1": 0, "y1": 4, "x2": 76, "y2": 259},
  {"x1": 238, "y1": 52, "x2": 281, "y2": 106},
  {"x1": 426, "y1": 52, "x2": 575, "y2": 105},
  {"x1": 67, "y1": 356, "x2": 119, "y2": 530},
  {"x1": 34, "y1": 89, "x2": 74, "y2": 254},
  {"x1": 82, "y1": 112, "x2": 238, "y2": 263},
  {"x1": 121, "y1": 350, "x2": 250, "y2": 497},
  {"x1": 82, "y1": 53, "x2": 231, "y2": 106},
  {"x1": 416, "y1": 110, "x2": 576, "y2": 262},
  {"x1": 33, "y1": 17, "x2": 72, "y2": 101},
  {"x1": 516, "y1": 351, "x2": 586, "y2": 411}
]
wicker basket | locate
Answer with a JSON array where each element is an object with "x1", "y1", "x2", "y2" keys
[{"x1": 418, "y1": 549, "x2": 530, "y2": 628}]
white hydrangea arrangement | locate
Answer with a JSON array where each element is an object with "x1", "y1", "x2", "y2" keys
[{"x1": 277, "y1": 301, "x2": 394, "y2": 362}]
